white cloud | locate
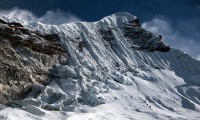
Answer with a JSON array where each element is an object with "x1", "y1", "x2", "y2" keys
[
  {"x1": 0, "y1": 8, "x2": 81, "y2": 25},
  {"x1": 142, "y1": 18, "x2": 200, "y2": 60},
  {"x1": 197, "y1": 56, "x2": 200, "y2": 61},
  {"x1": 38, "y1": 9, "x2": 81, "y2": 25},
  {"x1": 197, "y1": 4, "x2": 200, "y2": 9}
]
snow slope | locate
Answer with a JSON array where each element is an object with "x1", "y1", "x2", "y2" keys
[{"x1": 0, "y1": 12, "x2": 200, "y2": 120}]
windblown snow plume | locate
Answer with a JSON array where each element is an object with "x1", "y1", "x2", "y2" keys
[
  {"x1": 0, "y1": 8, "x2": 80, "y2": 25},
  {"x1": 0, "y1": 12, "x2": 200, "y2": 120}
]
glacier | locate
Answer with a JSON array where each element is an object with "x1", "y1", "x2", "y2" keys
[{"x1": 0, "y1": 12, "x2": 200, "y2": 120}]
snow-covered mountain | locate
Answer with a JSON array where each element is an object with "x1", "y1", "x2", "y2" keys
[{"x1": 0, "y1": 12, "x2": 200, "y2": 120}]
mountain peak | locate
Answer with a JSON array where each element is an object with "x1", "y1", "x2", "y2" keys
[
  {"x1": 98, "y1": 12, "x2": 138, "y2": 28},
  {"x1": 93, "y1": 12, "x2": 169, "y2": 52},
  {"x1": 111, "y1": 11, "x2": 137, "y2": 19},
  {"x1": 0, "y1": 13, "x2": 200, "y2": 120}
]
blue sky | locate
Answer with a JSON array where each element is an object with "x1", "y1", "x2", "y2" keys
[
  {"x1": 0, "y1": 0, "x2": 199, "y2": 21},
  {"x1": 0, "y1": 0, "x2": 200, "y2": 59}
]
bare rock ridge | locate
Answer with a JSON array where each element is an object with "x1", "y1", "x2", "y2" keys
[
  {"x1": 123, "y1": 19, "x2": 170, "y2": 52},
  {"x1": 0, "y1": 19, "x2": 67, "y2": 104}
]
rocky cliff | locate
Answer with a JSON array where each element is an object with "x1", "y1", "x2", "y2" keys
[{"x1": 0, "y1": 19, "x2": 67, "y2": 103}]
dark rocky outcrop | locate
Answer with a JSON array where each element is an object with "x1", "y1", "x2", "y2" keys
[
  {"x1": 78, "y1": 41, "x2": 87, "y2": 52},
  {"x1": 0, "y1": 21, "x2": 67, "y2": 104},
  {"x1": 123, "y1": 18, "x2": 170, "y2": 52},
  {"x1": 0, "y1": 19, "x2": 7, "y2": 24},
  {"x1": 128, "y1": 18, "x2": 141, "y2": 27},
  {"x1": 8, "y1": 22, "x2": 24, "y2": 28},
  {"x1": 99, "y1": 29, "x2": 115, "y2": 52}
]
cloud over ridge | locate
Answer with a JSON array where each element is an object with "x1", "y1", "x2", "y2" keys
[
  {"x1": 0, "y1": 8, "x2": 81, "y2": 25},
  {"x1": 142, "y1": 18, "x2": 200, "y2": 60}
]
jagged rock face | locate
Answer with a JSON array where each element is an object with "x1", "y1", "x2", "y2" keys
[
  {"x1": 0, "y1": 19, "x2": 67, "y2": 104},
  {"x1": 123, "y1": 20, "x2": 170, "y2": 52},
  {"x1": 98, "y1": 17, "x2": 170, "y2": 53}
]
